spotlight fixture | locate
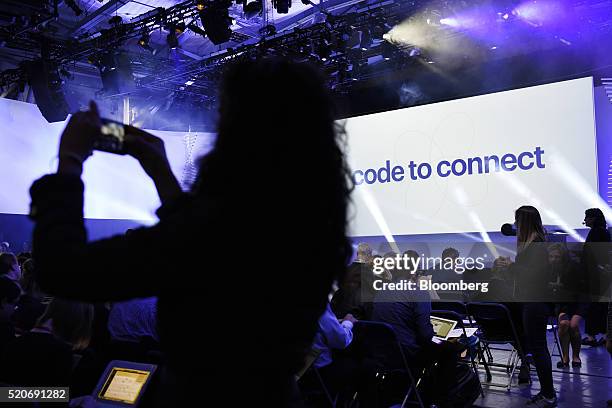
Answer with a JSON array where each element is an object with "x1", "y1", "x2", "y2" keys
[
  {"x1": 138, "y1": 32, "x2": 156, "y2": 53},
  {"x1": 259, "y1": 24, "x2": 276, "y2": 37},
  {"x1": 381, "y1": 41, "x2": 395, "y2": 60},
  {"x1": 243, "y1": 0, "x2": 262, "y2": 19},
  {"x1": 138, "y1": 32, "x2": 150, "y2": 48},
  {"x1": 175, "y1": 22, "x2": 186, "y2": 34},
  {"x1": 199, "y1": 1, "x2": 233, "y2": 45},
  {"x1": 65, "y1": 0, "x2": 83, "y2": 16},
  {"x1": 359, "y1": 29, "x2": 372, "y2": 51},
  {"x1": 59, "y1": 67, "x2": 72, "y2": 79},
  {"x1": 196, "y1": 0, "x2": 206, "y2": 11},
  {"x1": 108, "y1": 15, "x2": 123, "y2": 25},
  {"x1": 273, "y1": 0, "x2": 291, "y2": 14},
  {"x1": 166, "y1": 27, "x2": 179, "y2": 49}
]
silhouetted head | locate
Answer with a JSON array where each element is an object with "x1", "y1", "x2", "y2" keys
[
  {"x1": 0, "y1": 278, "x2": 20, "y2": 322},
  {"x1": 193, "y1": 58, "x2": 352, "y2": 274},
  {"x1": 547, "y1": 243, "x2": 569, "y2": 267},
  {"x1": 515, "y1": 205, "x2": 546, "y2": 252},
  {"x1": 356, "y1": 243, "x2": 372, "y2": 263},
  {"x1": 442, "y1": 247, "x2": 459, "y2": 266},
  {"x1": 584, "y1": 208, "x2": 606, "y2": 229},
  {"x1": 0, "y1": 253, "x2": 20, "y2": 281},
  {"x1": 36, "y1": 298, "x2": 94, "y2": 351}
]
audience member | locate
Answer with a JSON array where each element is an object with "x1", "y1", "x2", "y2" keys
[
  {"x1": 0, "y1": 298, "x2": 93, "y2": 387},
  {"x1": 0, "y1": 278, "x2": 20, "y2": 353},
  {"x1": 0, "y1": 252, "x2": 21, "y2": 282},
  {"x1": 17, "y1": 252, "x2": 32, "y2": 267},
  {"x1": 372, "y1": 263, "x2": 459, "y2": 407},
  {"x1": 581, "y1": 208, "x2": 610, "y2": 347},
  {"x1": 332, "y1": 243, "x2": 374, "y2": 320},
  {"x1": 303, "y1": 303, "x2": 356, "y2": 403},
  {"x1": 509, "y1": 206, "x2": 556, "y2": 407},
  {"x1": 12, "y1": 258, "x2": 46, "y2": 334},
  {"x1": 547, "y1": 243, "x2": 586, "y2": 368},
  {"x1": 29, "y1": 59, "x2": 351, "y2": 406},
  {"x1": 108, "y1": 297, "x2": 158, "y2": 343}
]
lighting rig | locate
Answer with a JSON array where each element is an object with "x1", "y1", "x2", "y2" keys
[{"x1": 0, "y1": 0, "x2": 427, "y2": 102}]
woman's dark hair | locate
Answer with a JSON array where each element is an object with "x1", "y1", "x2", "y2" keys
[
  {"x1": 585, "y1": 208, "x2": 607, "y2": 228},
  {"x1": 515, "y1": 205, "x2": 546, "y2": 252},
  {"x1": 193, "y1": 58, "x2": 353, "y2": 276},
  {"x1": 37, "y1": 298, "x2": 94, "y2": 350},
  {"x1": 0, "y1": 253, "x2": 17, "y2": 277},
  {"x1": 20, "y1": 258, "x2": 41, "y2": 296},
  {"x1": 0, "y1": 277, "x2": 21, "y2": 305}
]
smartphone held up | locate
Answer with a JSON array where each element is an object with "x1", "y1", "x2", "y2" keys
[{"x1": 94, "y1": 118, "x2": 128, "y2": 155}]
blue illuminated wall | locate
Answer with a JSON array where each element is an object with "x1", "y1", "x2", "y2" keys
[{"x1": 595, "y1": 86, "x2": 612, "y2": 208}]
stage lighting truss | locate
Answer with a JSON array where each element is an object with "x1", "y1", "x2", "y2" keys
[{"x1": 0, "y1": 0, "x2": 436, "y2": 102}]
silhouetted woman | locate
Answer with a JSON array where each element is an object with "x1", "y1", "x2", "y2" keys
[
  {"x1": 581, "y1": 208, "x2": 610, "y2": 346},
  {"x1": 511, "y1": 206, "x2": 556, "y2": 407},
  {"x1": 29, "y1": 59, "x2": 352, "y2": 406}
]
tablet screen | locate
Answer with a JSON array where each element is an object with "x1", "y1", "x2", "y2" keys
[
  {"x1": 430, "y1": 316, "x2": 457, "y2": 340},
  {"x1": 99, "y1": 367, "x2": 150, "y2": 404}
]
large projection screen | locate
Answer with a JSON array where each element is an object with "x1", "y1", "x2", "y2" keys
[
  {"x1": 0, "y1": 98, "x2": 214, "y2": 223},
  {"x1": 0, "y1": 77, "x2": 599, "y2": 237},
  {"x1": 345, "y1": 77, "x2": 598, "y2": 237}
]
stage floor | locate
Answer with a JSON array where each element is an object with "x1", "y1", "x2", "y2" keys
[{"x1": 474, "y1": 329, "x2": 611, "y2": 407}]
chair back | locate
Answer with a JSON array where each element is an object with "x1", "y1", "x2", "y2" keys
[
  {"x1": 466, "y1": 302, "x2": 522, "y2": 352},
  {"x1": 295, "y1": 348, "x2": 322, "y2": 381},
  {"x1": 353, "y1": 321, "x2": 410, "y2": 372}
]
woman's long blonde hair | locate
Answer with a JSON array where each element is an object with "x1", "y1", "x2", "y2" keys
[{"x1": 515, "y1": 205, "x2": 546, "y2": 252}]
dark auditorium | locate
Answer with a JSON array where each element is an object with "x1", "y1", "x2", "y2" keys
[{"x1": 0, "y1": 0, "x2": 611, "y2": 407}]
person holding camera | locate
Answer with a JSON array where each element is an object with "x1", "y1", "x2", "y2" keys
[{"x1": 29, "y1": 59, "x2": 352, "y2": 407}]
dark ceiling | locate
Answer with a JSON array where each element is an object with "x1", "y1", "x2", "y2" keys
[{"x1": 1, "y1": 0, "x2": 611, "y2": 130}]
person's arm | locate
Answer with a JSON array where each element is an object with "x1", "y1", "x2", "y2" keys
[
  {"x1": 318, "y1": 304, "x2": 353, "y2": 350},
  {"x1": 413, "y1": 301, "x2": 435, "y2": 345},
  {"x1": 31, "y1": 102, "x2": 196, "y2": 302},
  {"x1": 30, "y1": 174, "x2": 206, "y2": 302}
]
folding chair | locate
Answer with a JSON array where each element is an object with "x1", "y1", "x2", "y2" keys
[
  {"x1": 466, "y1": 302, "x2": 529, "y2": 390},
  {"x1": 547, "y1": 315, "x2": 563, "y2": 359},
  {"x1": 430, "y1": 309, "x2": 485, "y2": 397},
  {"x1": 352, "y1": 321, "x2": 425, "y2": 408},
  {"x1": 296, "y1": 348, "x2": 336, "y2": 407},
  {"x1": 432, "y1": 301, "x2": 469, "y2": 319}
]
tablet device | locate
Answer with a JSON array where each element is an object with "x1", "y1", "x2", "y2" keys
[
  {"x1": 430, "y1": 316, "x2": 457, "y2": 341},
  {"x1": 93, "y1": 360, "x2": 157, "y2": 407}
]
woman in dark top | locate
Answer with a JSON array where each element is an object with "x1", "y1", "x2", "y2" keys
[
  {"x1": 0, "y1": 278, "x2": 20, "y2": 354},
  {"x1": 29, "y1": 59, "x2": 351, "y2": 407},
  {"x1": 547, "y1": 243, "x2": 587, "y2": 368},
  {"x1": 0, "y1": 298, "x2": 93, "y2": 387},
  {"x1": 12, "y1": 258, "x2": 46, "y2": 334},
  {"x1": 509, "y1": 206, "x2": 556, "y2": 407},
  {"x1": 581, "y1": 208, "x2": 610, "y2": 347}
]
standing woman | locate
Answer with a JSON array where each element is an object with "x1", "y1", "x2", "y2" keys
[
  {"x1": 511, "y1": 206, "x2": 556, "y2": 407},
  {"x1": 29, "y1": 59, "x2": 352, "y2": 407},
  {"x1": 581, "y1": 208, "x2": 610, "y2": 346}
]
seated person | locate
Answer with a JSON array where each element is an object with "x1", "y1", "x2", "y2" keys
[
  {"x1": 0, "y1": 278, "x2": 20, "y2": 354},
  {"x1": 372, "y1": 267, "x2": 459, "y2": 408},
  {"x1": 548, "y1": 243, "x2": 587, "y2": 368},
  {"x1": 12, "y1": 259, "x2": 46, "y2": 334},
  {"x1": 301, "y1": 303, "x2": 356, "y2": 403},
  {"x1": 107, "y1": 297, "x2": 158, "y2": 343},
  {"x1": 0, "y1": 253, "x2": 21, "y2": 283},
  {"x1": 0, "y1": 298, "x2": 93, "y2": 387}
]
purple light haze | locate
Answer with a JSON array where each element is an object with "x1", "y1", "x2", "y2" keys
[{"x1": 513, "y1": 1, "x2": 569, "y2": 27}]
